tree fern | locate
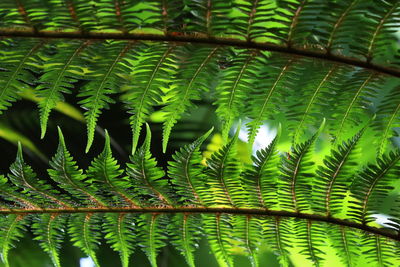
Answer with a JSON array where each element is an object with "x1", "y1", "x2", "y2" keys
[
  {"x1": 0, "y1": 0, "x2": 400, "y2": 266},
  {"x1": 0, "y1": 128, "x2": 399, "y2": 266}
]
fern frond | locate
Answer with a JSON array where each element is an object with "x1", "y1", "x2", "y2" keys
[
  {"x1": 126, "y1": 124, "x2": 173, "y2": 206},
  {"x1": 314, "y1": 129, "x2": 364, "y2": 216},
  {"x1": 69, "y1": 213, "x2": 102, "y2": 267},
  {"x1": 86, "y1": 130, "x2": 139, "y2": 207},
  {"x1": 215, "y1": 49, "x2": 264, "y2": 140},
  {"x1": 125, "y1": 43, "x2": 177, "y2": 154},
  {"x1": 242, "y1": 128, "x2": 280, "y2": 209},
  {"x1": 0, "y1": 214, "x2": 28, "y2": 267},
  {"x1": 0, "y1": 129, "x2": 399, "y2": 266},
  {"x1": 169, "y1": 214, "x2": 202, "y2": 267},
  {"x1": 205, "y1": 127, "x2": 245, "y2": 207},
  {"x1": 8, "y1": 142, "x2": 71, "y2": 208},
  {"x1": 373, "y1": 86, "x2": 400, "y2": 156},
  {"x1": 280, "y1": 120, "x2": 324, "y2": 212},
  {"x1": 168, "y1": 128, "x2": 213, "y2": 205},
  {"x1": 162, "y1": 45, "x2": 219, "y2": 152},
  {"x1": 78, "y1": 41, "x2": 135, "y2": 152},
  {"x1": 32, "y1": 214, "x2": 66, "y2": 267},
  {"x1": 48, "y1": 127, "x2": 108, "y2": 207},
  {"x1": 103, "y1": 213, "x2": 136, "y2": 267},
  {"x1": 37, "y1": 40, "x2": 88, "y2": 138},
  {"x1": 137, "y1": 213, "x2": 168, "y2": 267},
  {"x1": 203, "y1": 213, "x2": 233, "y2": 267},
  {"x1": 349, "y1": 150, "x2": 400, "y2": 223},
  {"x1": 0, "y1": 39, "x2": 42, "y2": 113}
]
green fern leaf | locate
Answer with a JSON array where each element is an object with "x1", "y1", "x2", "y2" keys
[
  {"x1": 36, "y1": 40, "x2": 88, "y2": 138},
  {"x1": 103, "y1": 213, "x2": 136, "y2": 267},
  {"x1": 32, "y1": 214, "x2": 66, "y2": 267},
  {"x1": 126, "y1": 124, "x2": 173, "y2": 206},
  {"x1": 168, "y1": 127, "x2": 213, "y2": 205},
  {"x1": 48, "y1": 127, "x2": 107, "y2": 207},
  {"x1": 68, "y1": 213, "x2": 102, "y2": 267},
  {"x1": 0, "y1": 214, "x2": 28, "y2": 267}
]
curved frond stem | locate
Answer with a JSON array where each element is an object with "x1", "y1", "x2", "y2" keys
[
  {"x1": 1, "y1": 207, "x2": 399, "y2": 241},
  {"x1": 246, "y1": 0, "x2": 260, "y2": 41},
  {"x1": 222, "y1": 52, "x2": 255, "y2": 139},
  {"x1": 0, "y1": 41, "x2": 43, "y2": 113},
  {"x1": 1, "y1": 30, "x2": 400, "y2": 77},
  {"x1": 82, "y1": 213, "x2": 99, "y2": 267},
  {"x1": 162, "y1": 47, "x2": 218, "y2": 152}
]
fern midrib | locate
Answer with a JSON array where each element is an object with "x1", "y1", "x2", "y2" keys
[
  {"x1": 246, "y1": 0, "x2": 260, "y2": 40},
  {"x1": 307, "y1": 220, "x2": 319, "y2": 267},
  {"x1": 215, "y1": 143, "x2": 235, "y2": 207},
  {"x1": 250, "y1": 58, "x2": 292, "y2": 144},
  {"x1": 340, "y1": 226, "x2": 352, "y2": 266},
  {"x1": 325, "y1": 139, "x2": 358, "y2": 216},
  {"x1": 286, "y1": 0, "x2": 307, "y2": 46},
  {"x1": 139, "y1": 153, "x2": 171, "y2": 206},
  {"x1": 379, "y1": 101, "x2": 400, "y2": 156},
  {"x1": 221, "y1": 53, "x2": 254, "y2": 136},
  {"x1": 59, "y1": 153, "x2": 106, "y2": 207},
  {"x1": 206, "y1": 0, "x2": 212, "y2": 36},
  {"x1": 46, "y1": 214, "x2": 60, "y2": 267},
  {"x1": 182, "y1": 214, "x2": 194, "y2": 266},
  {"x1": 274, "y1": 217, "x2": 285, "y2": 261},
  {"x1": 215, "y1": 214, "x2": 230, "y2": 266},
  {"x1": 326, "y1": 0, "x2": 359, "y2": 51},
  {"x1": 183, "y1": 149, "x2": 205, "y2": 206},
  {"x1": 366, "y1": 3, "x2": 399, "y2": 61},
  {"x1": 335, "y1": 73, "x2": 373, "y2": 142},
  {"x1": 86, "y1": 42, "x2": 132, "y2": 150},
  {"x1": 2, "y1": 215, "x2": 21, "y2": 265},
  {"x1": 117, "y1": 213, "x2": 129, "y2": 267},
  {"x1": 83, "y1": 213, "x2": 97, "y2": 264},
  {"x1": 361, "y1": 155, "x2": 400, "y2": 218},
  {"x1": 100, "y1": 152, "x2": 138, "y2": 207},
  {"x1": 15, "y1": 162, "x2": 70, "y2": 208},
  {"x1": 1, "y1": 206, "x2": 398, "y2": 241},
  {"x1": 294, "y1": 65, "x2": 336, "y2": 142},
  {"x1": 14, "y1": 0, "x2": 36, "y2": 32},
  {"x1": 290, "y1": 146, "x2": 309, "y2": 212},
  {"x1": 376, "y1": 236, "x2": 383, "y2": 267},
  {"x1": 0, "y1": 42, "x2": 41, "y2": 101},
  {"x1": 2, "y1": 30, "x2": 399, "y2": 77},
  {"x1": 0, "y1": 189, "x2": 41, "y2": 209},
  {"x1": 40, "y1": 41, "x2": 88, "y2": 137}
]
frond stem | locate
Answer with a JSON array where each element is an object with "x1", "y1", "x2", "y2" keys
[
  {"x1": 1, "y1": 30, "x2": 399, "y2": 77},
  {"x1": 0, "y1": 206, "x2": 398, "y2": 241}
]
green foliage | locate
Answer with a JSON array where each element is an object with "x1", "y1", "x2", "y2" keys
[
  {"x1": 0, "y1": 0, "x2": 399, "y2": 266},
  {"x1": 0, "y1": 128, "x2": 398, "y2": 266}
]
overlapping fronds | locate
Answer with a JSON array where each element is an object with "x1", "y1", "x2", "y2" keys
[
  {"x1": 0, "y1": 127, "x2": 399, "y2": 266},
  {"x1": 0, "y1": 0, "x2": 399, "y2": 154},
  {"x1": 0, "y1": 1, "x2": 400, "y2": 266}
]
